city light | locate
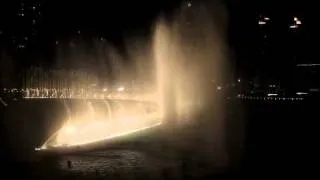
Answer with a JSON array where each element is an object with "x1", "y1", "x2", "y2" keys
[
  {"x1": 290, "y1": 25, "x2": 298, "y2": 29},
  {"x1": 237, "y1": 94, "x2": 304, "y2": 101},
  {"x1": 267, "y1": 93, "x2": 278, "y2": 96},
  {"x1": 297, "y1": 64, "x2": 320, "y2": 67},
  {"x1": 258, "y1": 21, "x2": 266, "y2": 25},
  {"x1": 296, "y1": 92, "x2": 308, "y2": 95},
  {"x1": 290, "y1": 16, "x2": 302, "y2": 29},
  {"x1": 258, "y1": 16, "x2": 270, "y2": 25}
]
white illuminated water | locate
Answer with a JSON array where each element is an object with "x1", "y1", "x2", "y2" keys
[
  {"x1": 38, "y1": 100, "x2": 162, "y2": 150},
  {"x1": 36, "y1": 1, "x2": 229, "y2": 156}
]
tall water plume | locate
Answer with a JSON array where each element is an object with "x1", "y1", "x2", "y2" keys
[
  {"x1": 153, "y1": 1, "x2": 231, "y2": 167},
  {"x1": 44, "y1": 0, "x2": 234, "y2": 168}
]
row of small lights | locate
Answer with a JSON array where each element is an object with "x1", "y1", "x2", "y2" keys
[
  {"x1": 258, "y1": 16, "x2": 302, "y2": 29},
  {"x1": 3, "y1": 87, "x2": 153, "y2": 101},
  {"x1": 23, "y1": 94, "x2": 154, "y2": 102},
  {"x1": 2, "y1": 87, "x2": 126, "y2": 93},
  {"x1": 23, "y1": 94, "x2": 147, "y2": 99},
  {"x1": 237, "y1": 94, "x2": 304, "y2": 101}
]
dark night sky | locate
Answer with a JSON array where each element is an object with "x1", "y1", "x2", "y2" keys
[
  {"x1": 1, "y1": 0, "x2": 182, "y2": 39},
  {"x1": 0, "y1": 1, "x2": 310, "y2": 35},
  {"x1": 0, "y1": 0, "x2": 315, "y2": 77},
  {"x1": 36, "y1": 0, "x2": 181, "y2": 40},
  {"x1": 0, "y1": 0, "x2": 183, "y2": 67},
  {"x1": 1, "y1": 0, "x2": 307, "y2": 37}
]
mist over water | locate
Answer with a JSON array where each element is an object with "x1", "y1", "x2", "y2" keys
[
  {"x1": 49, "y1": 1, "x2": 232, "y2": 166},
  {"x1": 3, "y1": 1, "x2": 237, "y2": 172},
  {"x1": 153, "y1": 1, "x2": 230, "y2": 165}
]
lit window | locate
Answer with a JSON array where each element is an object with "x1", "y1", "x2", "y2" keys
[
  {"x1": 289, "y1": 25, "x2": 298, "y2": 29},
  {"x1": 292, "y1": 17, "x2": 302, "y2": 27},
  {"x1": 258, "y1": 15, "x2": 270, "y2": 25},
  {"x1": 258, "y1": 21, "x2": 266, "y2": 25},
  {"x1": 18, "y1": 44, "x2": 26, "y2": 48}
]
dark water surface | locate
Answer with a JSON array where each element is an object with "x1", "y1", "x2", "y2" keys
[{"x1": 0, "y1": 97, "x2": 318, "y2": 179}]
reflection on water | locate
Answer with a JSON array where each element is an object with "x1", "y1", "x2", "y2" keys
[{"x1": 56, "y1": 149, "x2": 181, "y2": 179}]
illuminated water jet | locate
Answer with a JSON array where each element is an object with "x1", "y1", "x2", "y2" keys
[
  {"x1": 36, "y1": 2, "x2": 230, "y2": 161},
  {"x1": 37, "y1": 101, "x2": 162, "y2": 151},
  {"x1": 87, "y1": 101, "x2": 95, "y2": 121},
  {"x1": 62, "y1": 99, "x2": 72, "y2": 121},
  {"x1": 102, "y1": 99, "x2": 113, "y2": 121}
]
